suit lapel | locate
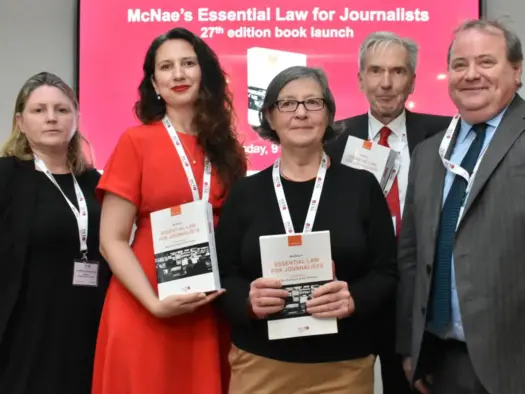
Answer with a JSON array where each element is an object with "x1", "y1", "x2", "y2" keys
[
  {"x1": 405, "y1": 110, "x2": 419, "y2": 155},
  {"x1": 427, "y1": 157, "x2": 446, "y2": 252},
  {"x1": 347, "y1": 114, "x2": 369, "y2": 140},
  {"x1": 12, "y1": 160, "x2": 37, "y2": 264},
  {"x1": 444, "y1": 121, "x2": 460, "y2": 160},
  {"x1": 426, "y1": 125, "x2": 458, "y2": 249},
  {"x1": 331, "y1": 114, "x2": 369, "y2": 162},
  {"x1": 462, "y1": 96, "x2": 525, "y2": 219}
]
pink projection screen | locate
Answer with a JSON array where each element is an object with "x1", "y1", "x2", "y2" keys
[{"x1": 78, "y1": 0, "x2": 481, "y2": 172}]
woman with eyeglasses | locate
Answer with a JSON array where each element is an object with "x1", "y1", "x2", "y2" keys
[{"x1": 215, "y1": 66, "x2": 398, "y2": 394}]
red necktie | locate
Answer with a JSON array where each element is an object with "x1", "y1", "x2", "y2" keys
[{"x1": 378, "y1": 126, "x2": 401, "y2": 237}]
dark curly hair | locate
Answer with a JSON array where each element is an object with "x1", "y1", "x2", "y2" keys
[{"x1": 134, "y1": 27, "x2": 247, "y2": 194}]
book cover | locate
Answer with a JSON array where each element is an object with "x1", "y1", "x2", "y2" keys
[
  {"x1": 150, "y1": 200, "x2": 220, "y2": 299},
  {"x1": 247, "y1": 47, "x2": 307, "y2": 127},
  {"x1": 259, "y1": 231, "x2": 338, "y2": 340},
  {"x1": 341, "y1": 136, "x2": 398, "y2": 192}
]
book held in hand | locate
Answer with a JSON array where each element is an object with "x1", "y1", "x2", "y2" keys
[
  {"x1": 341, "y1": 135, "x2": 398, "y2": 193},
  {"x1": 259, "y1": 230, "x2": 338, "y2": 340},
  {"x1": 150, "y1": 200, "x2": 220, "y2": 300}
]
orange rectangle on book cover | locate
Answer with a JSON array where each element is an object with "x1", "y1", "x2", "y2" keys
[
  {"x1": 288, "y1": 234, "x2": 302, "y2": 246},
  {"x1": 362, "y1": 140, "x2": 373, "y2": 150},
  {"x1": 170, "y1": 206, "x2": 182, "y2": 216}
]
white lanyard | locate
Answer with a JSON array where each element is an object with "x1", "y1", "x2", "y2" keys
[
  {"x1": 34, "y1": 156, "x2": 89, "y2": 257},
  {"x1": 272, "y1": 152, "x2": 328, "y2": 234},
  {"x1": 162, "y1": 116, "x2": 211, "y2": 202},
  {"x1": 438, "y1": 114, "x2": 490, "y2": 226}
]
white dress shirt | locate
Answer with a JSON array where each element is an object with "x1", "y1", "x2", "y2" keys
[{"x1": 368, "y1": 110, "x2": 410, "y2": 215}]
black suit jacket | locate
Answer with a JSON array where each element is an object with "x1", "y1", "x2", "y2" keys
[
  {"x1": 0, "y1": 157, "x2": 106, "y2": 344},
  {"x1": 325, "y1": 110, "x2": 452, "y2": 162}
]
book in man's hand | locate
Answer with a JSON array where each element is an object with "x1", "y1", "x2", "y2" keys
[
  {"x1": 341, "y1": 135, "x2": 398, "y2": 193},
  {"x1": 259, "y1": 230, "x2": 338, "y2": 340}
]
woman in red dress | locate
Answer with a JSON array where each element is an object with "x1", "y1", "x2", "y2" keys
[{"x1": 91, "y1": 27, "x2": 246, "y2": 394}]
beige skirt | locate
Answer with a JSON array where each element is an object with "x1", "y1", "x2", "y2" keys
[{"x1": 228, "y1": 345, "x2": 375, "y2": 394}]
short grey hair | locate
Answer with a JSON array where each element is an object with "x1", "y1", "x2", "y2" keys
[
  {"x1": 257, "y1": 66, "x2": 338, "y2": 144},
  {"x1": 358, "y1": 31, "x2": 418, "y2": 74}
]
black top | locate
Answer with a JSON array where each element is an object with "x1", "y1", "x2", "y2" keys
[
  {"x1": 0, "y1": 159, "x2": 110, "y2": 394},
  {"x1": 323, "y1": 110, "x2": 452, "y2": 359},
  {"x1": 215, "y1": 160, "x2": 397, "y2": 363}
]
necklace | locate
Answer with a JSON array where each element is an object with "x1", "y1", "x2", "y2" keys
[{"x1": 178, "y1": 133, "x2": 198, "y2": 165}]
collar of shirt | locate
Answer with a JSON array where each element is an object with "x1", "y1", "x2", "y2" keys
[
  {"x1": 368, "y1": 109, "x2": 407, "y2": 141},
  {"x1": 457, "y1": 102, "x2": 511, "y2": 143}
]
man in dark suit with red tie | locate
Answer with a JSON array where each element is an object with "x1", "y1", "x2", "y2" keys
[{"x1": 325, "y1": 31, "x2": 451, "y2": 393}]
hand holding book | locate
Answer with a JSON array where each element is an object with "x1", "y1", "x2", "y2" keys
[
  {"x1": 248, "y1": 278, "x2": 290, "y2": 319},
  {"x1": 150, "y1": 289, "x2": 226, "y2": 318},
  {"x1": 258, "y1": 231, "x2": 338, "y2": 339},
  {"x1": 305, "y1": 281, "x2": 355, "y2": 319}
]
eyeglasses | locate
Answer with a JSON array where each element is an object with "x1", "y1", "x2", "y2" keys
[{"x1": 274, "y1": 98, "x2": 325, "y2": 112}]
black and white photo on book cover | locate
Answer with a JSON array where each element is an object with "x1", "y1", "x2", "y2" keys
[
  {"x1": 248, "y1": 86, "x2": 265, "y2": 112},
  {"x1": 155, "y1": 242, "x2": 212, "y2": 284},
  {"x1": 259, "y1": 231, "x2": 337, "y2": 340},
  {"x1": 267, "y1": 280, "x2": 330, "y2": 321}
]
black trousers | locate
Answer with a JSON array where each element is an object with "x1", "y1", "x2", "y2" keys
[
  {"x1": 379, "y1": 352, "x2": 412, "y2": 394},
  {"x1": 417, "y1": 333, "x2": 490, "y2": 394},
  {"x1": 374, "y1": 303, "x2": 412, "y2": 394}
]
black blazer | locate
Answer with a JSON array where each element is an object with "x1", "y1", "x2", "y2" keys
[
  {"x1": 0, "y1": 157, "x2": 104, "y2": 344},
  {"x1": 325, "y1": 110, "x2": 453, "y2": 161}
]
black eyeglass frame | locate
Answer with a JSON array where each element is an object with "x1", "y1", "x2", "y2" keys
[{"x1": 273, "y1": 98, "x2": 326, "y2": 112}]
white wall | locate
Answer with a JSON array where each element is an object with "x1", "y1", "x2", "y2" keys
[
  {"x1": 0, "y1": 0, "x2": 77, "y2": 141},
  {"x1": 485, "y1": 1, "x2": 525, "y2": 95},
  {"x1": 0, "y1": 0, "x2": 523, "y2": 141}
]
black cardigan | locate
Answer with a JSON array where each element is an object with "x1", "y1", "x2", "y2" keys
[
  {"x1": 0, "y1": 157, "x2": 104, "y2": 344},
  {"x1": 215, "y1": 161, "x2": 398, "y2": 363}
]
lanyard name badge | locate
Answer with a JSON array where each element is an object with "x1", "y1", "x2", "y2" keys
[
  {"x1": 366, "y1": 119, "x2": 405, "y2": 197},
  {"x1": 34, "y1": 156, "x2": 98, "y2": 287},
  {"x1": 381, "y1": 133, "x2": 405, "y2": 235},
  {"x1": 272, "y1": 152, "x2": 329, "y2": 234},
  {"x1": 438, "y1": 114, "x2": 490, "y2": 227},
  {"x1": 162, "y1": 116, "x2": 211, "y2": 202},
  {"x1": 382, "y1": 142, "x2": 403, "y2": 197}
]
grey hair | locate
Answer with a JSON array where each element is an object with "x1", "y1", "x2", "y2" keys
[
  {"x1": 257, "y1": 66, "x2": 338, "y2": 144},
  {"x1": 358, "y1": 31, "x2": 418, "y2": 74},
  {"x1": 447, "y1": 18, "x2": 523, "y2": 88}
]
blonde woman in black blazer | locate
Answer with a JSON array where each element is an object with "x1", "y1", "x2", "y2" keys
[{"x1": 0, "y1": 72, "x2": 110, "y2": 394}]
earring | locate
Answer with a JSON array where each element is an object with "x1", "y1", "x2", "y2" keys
[{"x1": 157, "y1": 94, "x2": 161, "y2": 100}]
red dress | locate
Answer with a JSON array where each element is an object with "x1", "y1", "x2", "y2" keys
[{"x1": 92, "y1": 122, "x2": 230, "y2": 394}]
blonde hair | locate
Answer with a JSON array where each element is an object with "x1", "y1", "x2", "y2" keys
[{"x1": 0, "y1": 72, "x2": 94, "y2": 175}]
